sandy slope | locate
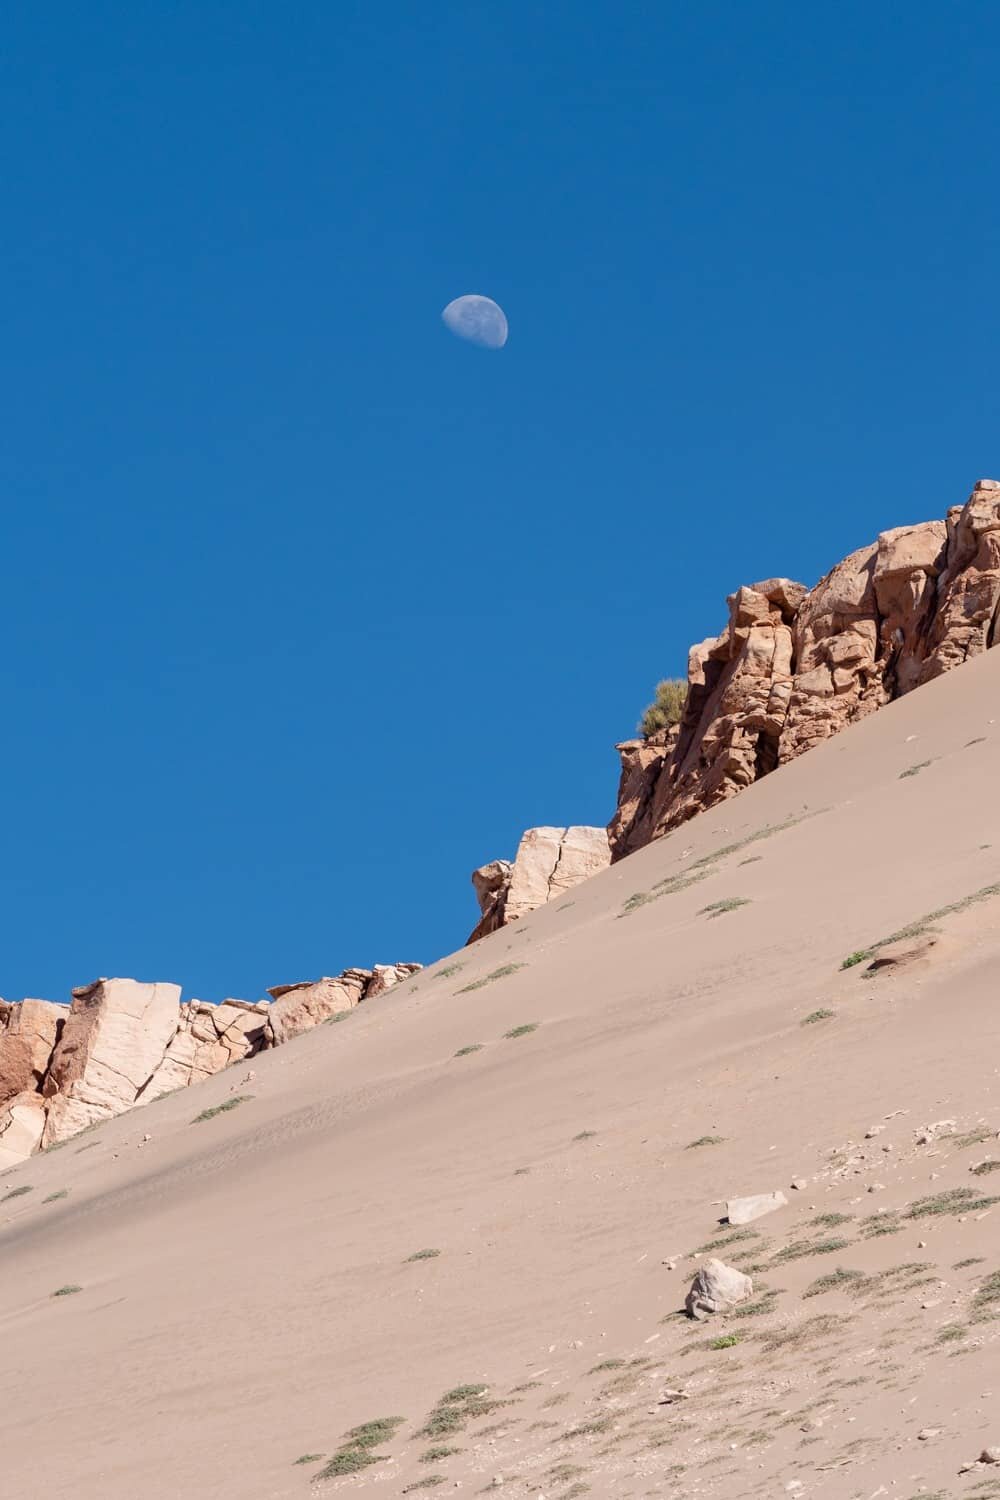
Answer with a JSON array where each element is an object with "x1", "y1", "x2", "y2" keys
[{"x1": 2, "y1": 651, "x2": 1000, "y2": 1500}]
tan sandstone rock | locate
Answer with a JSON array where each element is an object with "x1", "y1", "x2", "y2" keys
[
  {"x1": 139, "y1": 998, "x2": 272, "y2": 1102},
  {"x1": 727, "y1": 1190, "x2": 788, "y2": 1226},
  {"x1": 0, "y1": 999, "x2": 67, "y2": 1104},
  {"x1": 0, "y1": 1091, "x2": 49, "y2": 1171},
  {"x1": 41, "y1": 979, "x2": 182, "y2": 1147},
  {"x1": 686, "y1": 1257, "x2": 754, "y2": 1320},
  {"x1": 266, "y1": 972, "x2": 371, "y2": 1044},
  {"x1": 467, "y1": 826, "x2": 611, "y2": 943}
]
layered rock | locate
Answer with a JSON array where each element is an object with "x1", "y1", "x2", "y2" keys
[
  {"x1": 610, "y1": 480, "x2": 1000, "y2": 857},
  {"x1": 468, "y1": 826, "x2": 611, "y2": 942}
]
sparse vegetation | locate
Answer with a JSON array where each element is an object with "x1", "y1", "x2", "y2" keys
[
  {"x1": 192, "y1": 1094, "x2": 251, "y2": 1124},
  {"x1": 1, "y1": 1184, "x2": 33, "y2": 1201},
  {"x1": 561, "y1": 1415, "x2": 613, "y2": 1440},
  {"x1": 699, "y1": 897, "x2": 751, "y2": 918},
  {"x1": 42, "y1": 1190, "x2": 69, "y2": 1204},
  {"x1": 971, "y1": 1159, "x2": 1000, "y2": 1176},
  {"x1": 954, "y1": 1257, "x2": 986, "y2": 1269},
  {"x1": 899, "y1": 760, "x2": 933, "y2": 778},
  {"x1": 504, "y1": 1023, "x2": 538, "y2": 1039},
  {"x1": 546, "y1": 1463, "x2": 586, "y2": 1484},
  {"x1": 587, "y1": 1358, "x2": 626, "y2": 1375},
  {"x1": 419, "y1": 1445, "x2": 461, "y2": 1463},
  {"x1": 453, "y1": 1044, "x2": 483, "y2": 1057},
  {"x1": 639, "y1": 677, "x2": 687, "y2": 737},
  {"x1": 841, "y1": 880, "x2": 1000, "y2": 969},
  {"x1": 315, "y1": 1447, "x2": 381, "y2": 1477},
  {"x1": 809, "y1": 1212, "x2": 852, "y2": 1228},
  {"x1": 573, "y1": 1130, "x2": 597, "y2": 1141},
  {"x1": 860, "y1": 1212, "x2": 902, "y2": 1237},
  {"x1": 761, "y1": 1314, "x2": 840, "y2": 1353},
  {"x1": 402, "y1": 1477, "x2": 446, "y2": 1492},
  {"x1": 803, "y1": 1267, "x2": 865, "y2": 1297},
  {"x1": 935, "y1": 1323, "x2": 966, "y2": 1343},
  {"x1": 695, "y1": 1228, "x2": 758, "y2": 1255},
  {"x1": 293, "y1": 1453, "x2": 323, "y2": 1465},
  {"x1": 405, "y1": 1248, "x2": 441, "y2": 1262},
  {"x1": 621, "y1": 890, "x2": 654, "y2": 914},
  {"x1": 315, "y1": 1416, "x2": 405, "y2": 1480},
  {"x1": 906, "y1": 1187, "x2": 983, "y2": 1217},
  {"x1": 708, "y1": 1333, "x2": 740, "y2": 1349},
  {"x1": 345, "y1": 1417, "x2": 406, "y2": 1448},
  {"x1": 772, "y1": 1237, "x2": 850, "y2": 1264},
  {"x1": 802, "y1": 1008, "x2": 834, "y2": 1025},
  {"x1": 51, "y1": 1284, "x2": 82, "y2": 1297},
  {"x1": 435, "y1": 963, "x2": 465, "y2": 980},
  {"x1": 621, "y1": 814, "x2": 821, "y2": 916},
  {"x1": 686, "y1": 1134, "x2": 725, "y2": 1148},
  {"x1": 954, "y1": 1126, "x2": 996, "y2": 1148},
  {"x1": 416, "y1": 1385, "x2": 510, "y2": 1439},
  {"x1": 972, "y1": 1268, "x2": 1000, "y2": 1322},
  {"x1": 457, "y1": 964, "x2": 525, "y2": 993},
  {"x1": 730, "y1": 1289, "x2": 781, "y2": 1319}
]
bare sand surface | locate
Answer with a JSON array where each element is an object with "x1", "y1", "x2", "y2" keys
[{"x1": 3, "y1": 649, "x2": 1000, "y2": 1499}]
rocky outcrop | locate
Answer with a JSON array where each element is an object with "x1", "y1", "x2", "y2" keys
[
  {"x1": 0, "y1": 999, "x2": 67, "y2": 1104},
  {"x1": 467, "y1": 826, "x2": 611, "y2": 942},
  {"x1": 139, "y1": 998, "x2": 272, "y2": 1102},
  {"x1": 265, "y1": 964, "x2": 420, "y2": 1044},
  {"x1": 0, "y1": 961, "x2": 422, "y2": 1168},
  {"x1": 41, "y1": 979, "x2": 182, "y2": 1147},
  {"x1": 610, "y1": 480, "x2": 1000, "y2": 857},
  {"x1": 0, "y1": 1092, "x2": 48, "y2": 1171}
]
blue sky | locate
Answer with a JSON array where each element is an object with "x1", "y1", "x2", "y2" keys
[{"x1": 2, "y1": 2, "x2": 998, "y2": 1002}]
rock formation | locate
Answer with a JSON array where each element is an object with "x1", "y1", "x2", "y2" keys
[
  {"x1": 0, "y1": 962, "x2": 421, "y2": 1168},
  {"x1": 467, "y1": 826, "x2": 611, "y2": 942},
  {"x1": 266, "y1": 964, "x2": 421, "y2": 1044},
  {"x1": 685, "y1": 1258, "x2": 754, "y2": 1320},
  {"x1": 0, "y1": 998, "x2": 67, "y2": 1103},
  {"x1": 610, "y1": 479, "x2": 1000, "y2": 857}
]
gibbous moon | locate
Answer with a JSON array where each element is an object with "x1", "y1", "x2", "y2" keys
[{"x1": 441, "y1": 294, "x2": 508, "y2": 349}]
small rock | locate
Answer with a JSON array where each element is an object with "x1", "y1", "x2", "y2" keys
[
  {"x1": 790, "y1": 1179, "x2": 808, "y2": 1191},
  {"x1": 917, "y1": 1240, "x2": 927, "y2": 1248},
  {"x1": 865, "y1": 1126, "x2": 885, "y2": 1138},
  {"x1": 867, "y1": 1182, "x2": 886, "y2": 1193},
  {"x1": 727, "y1": 1190, "x2": 789, "y2": 1226},
  {"x1": 982, "y1": 1447, "x2": 1000, "y2": 1464},
  {"x1": 917, "y1": 1427, "x2": 941, "y2": 1440},
  {"x1": 686, "y1": 1258, "x2": 754, "y2": 1320}
]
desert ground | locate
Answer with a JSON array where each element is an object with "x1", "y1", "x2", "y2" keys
[{"x1": 2, "y1": 647, "x2": 999, "y2": 1500}]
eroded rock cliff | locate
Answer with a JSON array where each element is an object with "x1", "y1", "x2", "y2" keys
[{"x1": 610, "y1": 479, "x2": 1000, "y2": 857}]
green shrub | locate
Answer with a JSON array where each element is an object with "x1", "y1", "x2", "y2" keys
[{"x1": 639, "y1": 678, "x2": 687, "y2": 738}]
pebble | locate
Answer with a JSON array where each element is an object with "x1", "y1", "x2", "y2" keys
[
  {"x1": 790, "y1": 1179, "x2": 808, "y2": 1191},
  {"x1": 917, "y1": 1427, "x2": 941, "y2": 1440}
]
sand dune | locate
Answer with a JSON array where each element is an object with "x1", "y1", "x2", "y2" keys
[{"x1": 3, "y1": 647, "x2": 1000, "y2": 1498}]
